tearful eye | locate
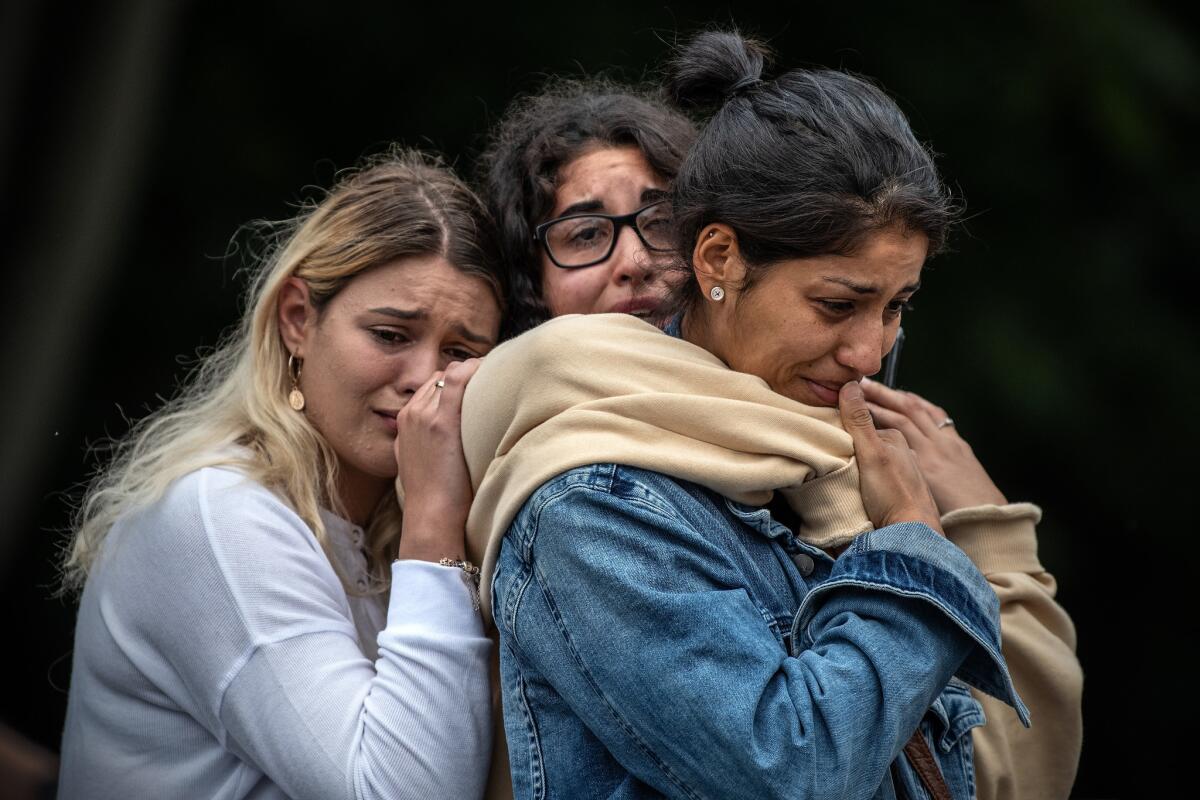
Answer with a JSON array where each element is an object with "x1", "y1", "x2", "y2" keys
[
  {"x1": 567, "y1": 224, "x2": 610, "y2": 249},
  {"x1": 370, "y1": 328, "x2": 410, "y2": 345},
  {"x1": 818, "y1": 300, "x2": 855, "y2": 315}
]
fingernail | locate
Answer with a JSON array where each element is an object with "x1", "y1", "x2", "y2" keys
[
  {"x1": 842, "y1": 381, "x2": 863, "y2": 400},
  {"x1": 860, "y1": 376, "x2": 872, "y2": 385}
]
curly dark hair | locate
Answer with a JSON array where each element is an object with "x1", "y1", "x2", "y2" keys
[{"x1": 478, "y1": 78, "x2": 697, "y2": 337}]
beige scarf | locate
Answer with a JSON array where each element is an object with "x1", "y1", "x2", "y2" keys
[{"x1": 459, "y1": 313, "x2": 872, "y2": 624}]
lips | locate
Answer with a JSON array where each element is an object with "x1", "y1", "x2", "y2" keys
[
  {"x1": 803, "y1": 379, "x2": 844, "y2": 407},
  {"x1": 608, "y1": 296, "x2": 661, "y2": 318},
  {"x1": 373, "y1": 410, "x2": 399, "y2": 433}
]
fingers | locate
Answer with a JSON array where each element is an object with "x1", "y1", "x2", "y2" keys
[
  {"x1": 897, "y1": 387, "x2": 951, "y2": 431},
  {"x1": 912, "y1": 394, "x2": 948, "y2": 421},
  {"x1": 875, "y1": 427, "x2": 910, "y2": 450},
  {"x1": 866, "y1": 401, "x2": 926, "y2": 446},
  {"x1": 862, "y1": 378, "x2": 951, "y2": 438},
  {"x1": 404, "y1": 372, "x2": 447, "y2": 417},
  {"x1": 399, "y1": 359, "x2": 482, "y2": 423},
  {"x1": 434, "y1": 358, "x2": 481, "y2": 415},
  {"x1": 838, "y1": 381, "x2": 882, "y2": 456}
]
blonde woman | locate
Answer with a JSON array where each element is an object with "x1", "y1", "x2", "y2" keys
[{"x1": 58, "y1": 151, "x2": 504, "y2": 799}]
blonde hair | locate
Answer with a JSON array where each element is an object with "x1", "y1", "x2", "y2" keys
[{"x1": 62, "y1": 149, "x2": 503, "y2": 595}]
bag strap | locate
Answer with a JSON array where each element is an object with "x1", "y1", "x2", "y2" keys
[{"x1": 898, "y1": 729, "x2": 953, "y2": 800}]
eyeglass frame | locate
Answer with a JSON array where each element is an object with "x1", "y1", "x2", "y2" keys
[{"x1": 533, "y1": 199, "x2": 674, "y2": 270}]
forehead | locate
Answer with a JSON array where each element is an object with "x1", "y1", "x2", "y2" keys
[
  {"x1": 766, "y1": 228, "x2": 929, "y2": 290},
  {"x1": 335, "y1": 255, "x2": 499, "y2": 318},
  {"x1": 552, "y1": 145, "x2": 666, "y2": 212}
]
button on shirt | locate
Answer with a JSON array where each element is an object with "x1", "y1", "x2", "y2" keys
[
  {"x1": 791, "y1": 551, "x2": 816, "y2": 576},
  {"x1": 320, "y1": 511, "x2": 385, "y2": 658}
]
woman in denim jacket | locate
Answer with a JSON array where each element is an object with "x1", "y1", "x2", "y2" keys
[
  {"x1": 479, "y1": 61, "x2": 1081, "y2": 800},
  {"x1": 467, "y1": 31, "x2": 1058, "y2": 799}
]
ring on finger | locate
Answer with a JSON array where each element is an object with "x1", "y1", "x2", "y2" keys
[
  {"x1": 434, "y1": 379, "x2": 446, "y2": 389},
  {"x1": 936, "y1": 417, "x2": 955, "y2": 429}
]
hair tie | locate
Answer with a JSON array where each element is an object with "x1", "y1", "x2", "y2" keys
[{"x1": 728, "y1": 75, "x2": 762, "y2": 97}]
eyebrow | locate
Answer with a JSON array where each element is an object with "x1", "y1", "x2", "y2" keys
[
  {"x1": 820, "y1": 276, "x2": 922, "y2": 295},
  {"x1": 369, "y1": 307, "x2": 494, "y2": 346},
  {"x1": 556, "y1": 188, "x2": 669, "y2": 219},
  {"x1": 368, "y1": 306, "x2": 427, "y2": 320},
  {"x1": 557, "y1": 199, "x2": 605, "y2": 217}
]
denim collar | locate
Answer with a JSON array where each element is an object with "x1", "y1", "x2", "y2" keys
[{"x1": 662, "y1": 312, "x2": 684, "y2": 340}]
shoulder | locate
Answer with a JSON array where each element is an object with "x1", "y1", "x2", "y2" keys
[
  {"x1": 102, "y1": 464, "x2": 321, "y2": 587},
  {"x1": 475, "y1": 313, "x2": 680, "y2": 382},
  {"x1": 514, "y1": 463, "x2": 729, "y2": 542},
  {"x1": 88, "y1": 464, "x2": 348, "y2": 657},
  {"x1": 501, "y1": 465, "x2": 756, "y2": 598},
  {"x1": 148, "y1": 464, "x2": 312, "y2": 543}
]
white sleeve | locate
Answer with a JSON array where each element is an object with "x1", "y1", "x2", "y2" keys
[
  {"x1": 219, "y1": 561, "x2": 492, "y2": 800},
  {"x1": 140, "y1": 468, "x2": 492, "y2": 800}
]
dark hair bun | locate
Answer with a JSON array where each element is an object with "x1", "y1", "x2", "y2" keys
[{"x1": 667, "y1": 30, "x2": 771, "y2": 112}]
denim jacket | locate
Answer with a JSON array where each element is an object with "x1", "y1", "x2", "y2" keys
[{"x1": 492, "y1": 464, "x2": 1029, "y2": 799}]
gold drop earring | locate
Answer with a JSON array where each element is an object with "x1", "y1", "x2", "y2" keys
[{"x1": 287, "y1": 354, "x2": 305, "y2": 411}]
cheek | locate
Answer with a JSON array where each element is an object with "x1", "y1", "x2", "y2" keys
[
  {"x1": 303, "y1": 338, "x2": 383, "y2": 419},
  {"x1": 747, "y1": 309, "x2": 835, "y2": 377},
  {"x1": 883, "y1": 324, "x2": 901, "y2": 355},
  {"x1": 541, "y1": 259, "x2": 607, "y2": 316}
]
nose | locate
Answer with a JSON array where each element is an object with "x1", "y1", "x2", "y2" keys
[
  {"x1": 394, "y1": 343, "x2": 442, "y2": 397},
  {"x1": 835, "y1": 320, "x2": 886, "y2": 378},
  {"x1": 608, "y1": 226, "x2": 654, "y2": 289}
]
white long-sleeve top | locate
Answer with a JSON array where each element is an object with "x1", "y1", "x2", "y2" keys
[{"x1": 58, "y1": 465, "x2": 492, "y2": 799}]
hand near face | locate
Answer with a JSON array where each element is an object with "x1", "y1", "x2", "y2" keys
[
  {"x1": 838, "y1": 381, "x2": 944, "y2": 533},
  {"x1": 393, "y1": 358, "x2": 481, "y2": 562},
  {"x1": 860, "y1": 378, "x2": 1007, "y2": 514}
]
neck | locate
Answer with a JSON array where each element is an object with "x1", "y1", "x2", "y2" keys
[
  {"x1": 335, "y1": 463, "x2": 391, "y2": 527},
  {"x1": 681, "y1": 303, "x2": 725, "y2": 364}
]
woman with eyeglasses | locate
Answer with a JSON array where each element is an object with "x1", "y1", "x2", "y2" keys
[
  {"x1": 478, "y1": 79, "x2": 696, "y2": 338},
  {"x1": 469, "y1": 31, "x2": 1082, "y2": 800},
  {"x1": 58, "y1": 151, "x2": 503, "y2": 799}
]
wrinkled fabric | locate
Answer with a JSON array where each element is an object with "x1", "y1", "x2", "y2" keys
[{"x1": 493, "y1": 464, "x2": 1028, "y2": 799}]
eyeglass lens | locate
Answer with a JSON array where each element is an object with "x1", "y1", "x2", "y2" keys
[{"x1": 544, "y1": 204, "x2": 673, "y2": 267}]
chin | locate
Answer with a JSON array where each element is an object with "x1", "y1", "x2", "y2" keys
[
  {"x1": 333, "y1": 445, "x2": 398, "y2": 484},
  {"x1": 365, "y1": 454, "x2": 400, "y2": 480}
]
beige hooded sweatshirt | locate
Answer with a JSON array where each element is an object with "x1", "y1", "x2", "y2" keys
[{"x1": 456, "y1": 313, "x2": 1082, "y2": 800}]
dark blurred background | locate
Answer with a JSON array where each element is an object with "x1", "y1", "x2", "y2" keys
[{"x1": 1, "y1": 1, "x2": 1195, "y2": 796}]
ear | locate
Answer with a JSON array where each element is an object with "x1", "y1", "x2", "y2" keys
[
  {"x1": 277, "y1": 277, "x2": 315, "y2": 357},
  {"x1": 691, "y1": 224, "x2": 748, "y2": 300}
]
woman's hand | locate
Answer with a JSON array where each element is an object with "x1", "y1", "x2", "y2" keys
[
  {"x1": 838, "y1": 381, "x2": 943, "y2": 533},
  {"x1": 393, "y1": 358, "x2": 482, "y2": 563},
  {"x1": 860, "y1": 378, "x2": 1007, "y2": 514}
]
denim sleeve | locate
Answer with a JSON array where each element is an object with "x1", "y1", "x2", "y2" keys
[
  {"x1": 501, "y1": 481, "x2": 1007, "y2": 800},
  {"x1": 795, "y1": 523, "x2": 1030, "y2": 722}
]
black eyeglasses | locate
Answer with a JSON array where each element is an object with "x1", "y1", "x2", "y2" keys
[{"x1": 534, "y1": 200, "x2": 674, "y2": 269}]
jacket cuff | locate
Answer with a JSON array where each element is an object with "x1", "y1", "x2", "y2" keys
[
  {"x1": 942, "y1": 502, "x2": 1043, "y2": 576},
  {"x1": 795, "y1": 522, "x2": 1030, "y2": 726}
]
